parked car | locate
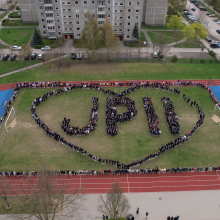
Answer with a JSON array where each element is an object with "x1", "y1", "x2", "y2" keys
[
  {"x1": 205, "y1": 37, "x2": 212, "y2": 42},
  {"x1": 38, "y1": 53, "x2": 45, "y2": 60},
  {"x1": 217, "y1": 21, "x2": 220, "y2": 24},
  {"x1": 77, "y1": 52, "x2": 82, "y2": 59},
  {"x1": 214, "y1": 18, "x2": 220, "y2": 22},
  {"x1": 24, "y1": 54, "x2": 30, "y2": 60},
  {"x1": 71, "y1": 53, "x2": 76, "y2": 59},
  {"x1": 185, "y1": 12, "x2": 192, "y2": 15},
  {"x1": 0, "y1": 8, "x2": 7, "y2": 11},
  {"x1": 159, "y1": 52, "x2": 164, "y2": 58},
  {"x1": 41, "y1": 46, "x2": 51, "y2": 51},
  {"x1": 209, "y1": 14, "x2": 216, "y2": 17},
  {"x1": 216, "y1": 29, "x2": 220, "y2": 34},
  {"x1": 84, "y1": 53, "x2": 89, "y2": 59},
  {"x1": 191, "y1": 8, "x2": 196, "y2": 11},
  {"x1": 206, "y1": 13, "x2": 212, "y2": 16},
  {"x1": 10, "y1": 45, "x2": 21, "y2": 50},
  {"x1": 200, "y1": 7, "x2": 207, "y2": 11},
  {"x1": 210, "y1": 43, "x2": 220, "y2": 48},
  {"x1": 2, "y1": 54, "x2": 10, "y2": 61},
  {"x1": 10, "y1": 54, "x2": 17, "y2": 61},
  {"x1": 31, "y1": 53, "x2": 37, "y2": 59},
  {"x1": 143, "y1": 41, "x2": 147, "y2": 46},
  {"x1": 152, "y1": 52, "x2": 158, "y2": 58},
  {"x1": 214, "y1": 41, "x2": 220, "y2": 44}
]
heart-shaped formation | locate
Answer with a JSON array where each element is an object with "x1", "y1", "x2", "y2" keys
[{"x1": 30, "y1": 84, "x2": 205, "y2": 169}]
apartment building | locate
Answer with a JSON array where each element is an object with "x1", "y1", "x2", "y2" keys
[{"x1": 18, "y1": 0, "x2": 168, "y2": 41}]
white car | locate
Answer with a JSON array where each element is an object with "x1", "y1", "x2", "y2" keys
[
  {"x1": 10, "y1": 45, "x2": 21, "y2": 50},
  {"x1": 41, "y1": 46, "x2": 51, "y2": 51},
  {"x1": 38, "y1": 53, "x2": 45, "y2": 60},
  {"x1": 84, "y1": 53, "x2": 89, "y2": 58},
  {"x1": 152, "y1": 52, "x2": 158, "y2": 58},
  {"x1": 77, "y1": 52, "x2": 82, "y2": 59},
  {"x1": 217, "y1": 21, "x2": 220, "y2": 24}
]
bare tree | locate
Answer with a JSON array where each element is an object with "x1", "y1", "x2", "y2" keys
[
  {"x1": 156, "y1": 34, "x2": 171, "y2": 60},
  {"x1": 97, "y1": 181, "x2": 131, "y2": 219},
  {"x1": 136, "y1": 39, "x2": 143, "y2": 59},
  {"x1": 13, "y1": 168, "x2": 84, "y2": 220},
  {"x1": 196, "y1": 10, "x2": 208, "y2": 26},
  {"x1": 0, "y1": 177, "x2": 12, "y2": 209},
  {"x1": 19, "y1": 44, "x2": 33, "y2": 60}
]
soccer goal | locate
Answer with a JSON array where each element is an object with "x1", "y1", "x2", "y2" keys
[{"x1": 5, "y1": 107, "x2": 15, "y2": 132}]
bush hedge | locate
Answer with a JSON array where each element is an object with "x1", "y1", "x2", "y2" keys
[{"x1": 16, "y1": 6, "x2": 20, "y2": 10}]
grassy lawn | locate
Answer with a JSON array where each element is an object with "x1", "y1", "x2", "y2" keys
[
  {"x1": 8, "y1": 11, "x2": 21, "y2": 18},
  {"x1": 140, "y1": 31, "x2": 147, "y2": 42},
  {"x1": 41, "y1": 38, "x2": 64, "y2": 48},
  {"x1": 2, "y1": 19, "x2": 38, "y2": 26},
  {"x1": 173, "y1": 41, "x2": 202, "y2": 48},
  {"x1": 148, "y1": 31, "x2": 183, "y2": 44},
  {"x1": 141, "y1": 23, "x2": 186, "y2": 30},
  {"x1": 0, "y1": 60, "x2": 41, "y2": 76},
  {"x1": 0, "y1": 28, "x2": 34, "y2": 46},
  {"x1": 0, "y1": 86, "x2": 219, "y2": 171},
  {"x1": 0, "y1": 62, "x2": 220, "y2": 85}
]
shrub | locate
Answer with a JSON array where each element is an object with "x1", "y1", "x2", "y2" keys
[
  {"x1": 200, "y1": 59, "x2": 205, "y2": 64},
  {"x1": 34, "y1": 45, "x2": 42, "y2": 49},
  {"x1": 171, "y1": 55, "x2": 178, "y2": 63},
  {"x1": 16, "y1": 6, "x2": 20, "y2": 10},
  {"x1": 189, "y1": 57, "x2": 194, "y2": 63},
  {"x1": 209, "y1": 50, "x2": 216, "y2": 58}
]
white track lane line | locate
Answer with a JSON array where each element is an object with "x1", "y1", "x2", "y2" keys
[{"x1": 127, "y1": 174, "x2": 130, "y2": 193}]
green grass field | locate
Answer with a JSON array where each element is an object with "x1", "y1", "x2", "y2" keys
[
  {"x1": 0, "y1": 28, "x2": 34, "y2": 46},
  {"x1": 2, "y1": 20, "x2": 38, "y2": 26},
  {"x1": 0, "y1": 86, "x2": 219, "y2": 171},
  {"x1": 173, "y1": 41, "x2": 202, "y2": 48},
  {"x1": 0, "y1": 62, "x2": 220, "y2": 85},
  {"x1": 0, "y1": 60, "x2": 41, "y2": 76},
  {"x1": 141, "y1": 23, "x2": 186, "y2": 30}
]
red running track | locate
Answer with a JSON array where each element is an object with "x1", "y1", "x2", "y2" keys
[
  {"x1": 1, "y1": 80, "x2": 220, "y2": 92},
  {"x1": 3, "y1": 172, "x2": 220, "y2": 194}
]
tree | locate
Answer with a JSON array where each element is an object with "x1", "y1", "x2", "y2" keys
[
  {"x1": 184, "y1": 23, "x2": 208, "y2": 42},
  {"x1": 14, "y1": 168, "x2": 84, "y2": 220},
  {"x1": 100, "y1": 19, "x2": 119, "y2": 62},
  {"x1": 97, "y1": 181, "x2": 131, "y2": 219},
  {"x1": 132, "y1": 23, "x2": 139, "y2": 40},
  {"x1": 169, "y1": 0, "x2": 186, "y2": 13},
  {"x1": 32, "y1": 28, "x2": 43, "y2": 45},
  {"x1": 19, "y1": 44, "x2": 33, "y2": 60},
  {"x1": 167, "y1": 15, "x2": 182, "y2": 32},
  {"x1": 0, "y1": 177, "x2": 12, "y2": 209},
  {"x1": 81, "y1": 13, "x2": 101, "y2": 62}
]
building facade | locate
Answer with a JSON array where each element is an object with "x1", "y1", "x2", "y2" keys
[{"x1": 18, "y1": 0, "x2": 168, "y2": 41}]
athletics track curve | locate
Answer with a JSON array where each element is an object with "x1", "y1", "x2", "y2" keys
[{"x1": 4, "y1": 172, "x2": 220, "y2": 194}]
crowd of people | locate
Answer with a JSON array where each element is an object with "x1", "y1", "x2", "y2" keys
[
  {"x1": 61, "y1": 97, "x2": 99, "y2": 136},
  {"x1": 167, "y1": 215, "x2": 180, "y2": 220},
  {"x1": 106, "y1": 96, "x2": 137, "y2": 136},
  {"x1": 143, "y1": 97, "x2": 161, "y2": 135},
  {"x1": 162, "y1": 97, "x2": 180, "y2": 134}
]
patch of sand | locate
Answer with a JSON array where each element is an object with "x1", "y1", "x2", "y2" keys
[
  {"x1": 8, "y1": 117, "x2": 16, "y2": 128},
  {"x1": 211, "y1": 115, "x2": 220, "y2": 123}
]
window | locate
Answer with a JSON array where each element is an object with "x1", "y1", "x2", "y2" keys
[
  {"x1": 55, "y1": 7, "x2": 58, "y2": 9},
  {"x1": 56, "y1": 13, "x2": 59, "y2": 16},
  {"x1": 48, "y1": 26, "x2": 55, "y2": 30},
  {"x1": 43, "y1": 25, "x2": 46, "y2": 28},
  {"x1": 77, "y1": 34, "x2": 80, "y2": 38},
  {"x1": 67, "y1": 2, "x2": 70, "y2": 4},
  {"x1": 70, "y1": 28, "x2": 72, "y2": 30},
  {"x1": 76, "y1": 14, "x2": 79, "y2": 18},
  {"x1": 39, "y1": 0, "x2": 42, "y2": 3},
  {"x1": 41, "y1": 19, "x2": 45, "y2": 22},
  {"x1": 114, "y1": 29, "x2": 117, "y2": 32},
  {"x1": 128, "y1": 2, "x2": 131, "y2": 5},
  {"x1": 85, "y1": 21, "x2": 87, "y2": 24},
  {"x1": 43, "y1": 31, "x2": 46, "y2": 35},
  {"x1": 75, "y1": 8, "x2": 79, "y2": 12},
  {"x1": 68, "y1": 15, "x2": 72, "y2": 18},
  {"x1": 64, "y1": 21, "x2": 66, "y2": 24},
  {"x1": 135, "y1": 9, "x2": 139, "y2": 13},
  {"x1": 46, "y1": 13, "x2": 53, "y2": 17},
  {"x1": 119, "y1": 23, "x2": 122, "y2": 25},
  {"x1": 55, "y1": 0, "x2": 57, "y2": 2},
  {"x1": 65, "y1": 28, "x2": 67, "y2": 30},
  {"x1": 58, "y1": 32, "x2": 61, "y2": 35},
  {"x1": 120, "y1": 16, "x2": 123, "y2": 19},
  {"x1": 68, "y1": 9, "x2": 71, "y2": 11},
  {"x1": 47, "y1": 19, "x2": 54, "y2": 23},
  {"x1": 45, "y1": 6, "x2": 53, "y2": 11},
  {"x1": 92, "y1": 8, "x2": 95, "y2": 12},
  {"x1": 128, "y1": 22, "x2": 130, "y2": 26},
  {"x1": 108, "y1": 14, "x2": 110, "y2": 18},
  {"x1": 75, "y1": 1, "x2": 78, "y2": 4},
  {"x1": 41, "y1": 12, "x2": 44, "y2": 16},
  {"x1": 108, "y1": 7, "x2": 110, "y2": 11},
  {"x1": 57, "y1": 19, "x2": 60, "y2": 22},
  {"x1": 135, "y1": 22, "x2": 138, "y2": 25},
  {"x1": 39, "y1": 6, "x2": 43, "y2": 9},
  {"x1": 63, "y1": 15, "x2": 66, "y2": 18},
  {"x1": 115, "y1": 3, "x2": 117, "y2": 5},
  {"x1": 69, "y1": 22, "x2": 72, "y2": 24},
  {"x1": 120, "y1": 3, "x2": 123, "y2": 5},
  {"x1": 93, "y1": 14, "x2": 95, "y2": 18},
  {"x1": 92, "y1": 1, "x2": 95, "y2": 4},
  {"x1": 85, "y1": 14, "x2": 88, "y2": 18},
  {"x1": 44, "y1": 0, "x2": 52, "y2": 3},
  {"x1": 63, "y1": 9, "x2": 65, "y2": 11},
  {"x1": 120, "y1": 10, "x2": 123, "y2": 12},
  {"x1": 127, "y1": 35, "x2": 130, "y2": 39},
  {"x1": 58, "y1": 26, "x2": 60, "y2": 28},
  {"x1": 115, "y1": 10, "x2": 117, "y2": 12},
  {"x1": 76, "y1": 21, "x2": 79, "y2": 25},
  {"x1": 119, "y1": 29, "x2": 122, "y2": 31},
  {"x1": 128, "y1": 9, "x2": 131, "y2": 12},
  {"x1": 136, "y1": 16, "x2": 139, "y2": 19},
  {"x1": 84, "y1": 8, "x2": 88, "y2": 12},
  {"x1": 77, "y1": 27, "x2": 80, "y2": 31},
  {"x1": 98, "y1": 21, "x2": 105, "y2": 24},
  {"x1": 108, "y1": 0, "x2": 110, "y2": 4},
  {"x1": 127, "y1": 29, "x2": 130, "y2": 32},
  {"x1": 137, "y1": 1, "x2": 140, "y2": 5},
  {"x1": 62, "y1": 2, "x2": 65, "y2": 4},
  {"x1": 115, "y1": 23, "x2": 117, "y2": 25},
  {"x1": 84, "y1": 1, "x2": 87, "y2": 4}
]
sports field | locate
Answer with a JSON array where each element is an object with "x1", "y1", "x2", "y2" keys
[{"x1": 1, "y1": 85, "x2": 220, "y2": 171}]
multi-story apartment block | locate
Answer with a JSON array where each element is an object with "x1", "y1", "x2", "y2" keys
[{"x1": 18, "y1": 0, "x2": 168, "y2": 41}]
